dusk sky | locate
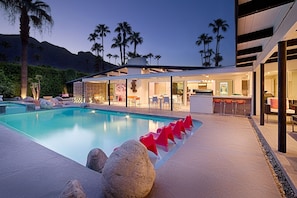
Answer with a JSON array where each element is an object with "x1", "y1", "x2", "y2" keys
[{"x1": 0, "y1": 0, "x2": 235, "y2": 66}]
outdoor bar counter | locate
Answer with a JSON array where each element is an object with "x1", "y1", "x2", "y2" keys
[{"x1": 190, "y1": 95, "x2": 251, "y2": 115}]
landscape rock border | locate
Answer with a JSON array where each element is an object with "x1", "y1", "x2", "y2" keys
[{"x1": 249, "y1": 117, "x2": 297, "y2": 198}]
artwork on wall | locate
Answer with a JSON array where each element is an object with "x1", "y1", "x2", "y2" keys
[
  {"x1": 131, "y1": 80, "x2": 137, "y2": 92},
  {"x1": 220, "y1": 82, "x2": 228, "y2": 95}
]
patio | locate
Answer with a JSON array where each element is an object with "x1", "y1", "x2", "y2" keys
[{"x1": 1, "y1": 105, "x2": 295, "y2": 197}]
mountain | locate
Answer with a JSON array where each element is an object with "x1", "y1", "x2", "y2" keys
[{"x1": 0, "y1": 34, "x2": 116, "y2": 73}]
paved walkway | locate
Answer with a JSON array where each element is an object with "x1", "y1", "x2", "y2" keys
[
  {"x1": 148, "y1": 113, "x2": 281, "y2": 198},
  {"x1": 0, "y1": 106, "x2": 292, "y2": 197}
]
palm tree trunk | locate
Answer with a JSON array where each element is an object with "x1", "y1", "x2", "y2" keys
[
  {"x1": 215, "y1": 30, "x2": 220, "y2": 66},
  {"x1": 123, "y1": 32, "x2": 127, "y2": 65},
  {"x1": 119, "y1": 45, "x2": 123, "y2": 65},
  {"x1": 123, "y1": 45, "x2": 126, "y2": 65},
  {"x1": 20, "y1": 8, "x2": 30, "y2": 99},
  {"x1": 101, "y1": 36, "x2": 104, "y2": 60},
  {"x1": 134, "y1": 43, "x2": 137, "y2": 56}
]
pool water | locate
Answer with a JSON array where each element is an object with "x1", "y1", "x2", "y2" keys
[
  {"x1": 0, "y1": 102, "x2": 27, "y2": 114},
  {"x1": 0, "y1": 107, "x2": 200, "y2": 167}
]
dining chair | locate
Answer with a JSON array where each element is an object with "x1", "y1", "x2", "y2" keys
[
  {"x1": 163, "y1": 96, "x2": 170, "y2": 108},
  {"x1": 152, "y1": 96, "x2": 158, "y2": 105}
]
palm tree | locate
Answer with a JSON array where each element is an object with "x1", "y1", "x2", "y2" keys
[
  {"x1": 95, "y1": 24, "x2": 110, "y2": 60},
  {"x1": 112, "y1": 54, "x2": 119, "y2": 65},
  {"x1": 204, "y1": 49, "x2": 214, "y2": 67},
  {"x1": 155, "y1": 55, "x2": 161, "y2": 65},
  {"x1": 195, "y1": 33, "x2": 213, "y2": 67},
  {"x1": 209, "y1": 18, "x2": 229, "y2": 66},
  {"x1": 129, "y1": 31, "x2": 143, "y2": 57},
  {"x1": 115, "y1": 21, "x2": 132, "y2": 65},
  {"x1": 91, "y1": 43, "x2": 103, "y2": 57},
  {"x1": 106, "y1": 53, "x2": 112, "y2": 63},
  {"x1": 0, "y1": 0, "x2": 53, "y2": 98},
  {"x1": 199, "y1": 50, "x2": 204, "y2": 65},
  {"x1": 146, "y1": 53, "x2": 154, "y2": 65},
  {"x1": 111, "y1": 34, "x2": 123, "y2": 65},
  {"x1": 88, "y1": 32, "x2": 98, "y2": 45}
]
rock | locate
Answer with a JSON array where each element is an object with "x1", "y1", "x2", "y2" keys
[
  {"x1": 80, "y1": 103, "x2": 88, "y2": 108},
  {"x1": 59, "y1": 179, "x2": 86, "y2": 198},
  {"x1": 86, "y1": 148, "x2": 108, "y2": 173},
  {"x1": 50, "y1": 98, "x2": 63, "y2": 107},
  {"x1": 39, "y1": 98, "x2": 53, "y2": 109},
  {"x1": 55, "y1": 96, "x2": 64, "y2": 101},
  {"x1": 23, "y1": 96, "x2": 34, "y2": 102},
  {"x1": 102, "y1": 140, "x2": 155, "y2": 198}
]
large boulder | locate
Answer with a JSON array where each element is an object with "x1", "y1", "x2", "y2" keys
[
  {"x1": 102, "y1": 140, "x2": 155, "y2": 198},
  {"x1": 86, "y1": 148, "x2": 108, "y2": 173},
  {"x1": 59, "y1": 179, "x2": 86, "y2": 198},
  {"x1": 50, "y1": 98, "x2": 62, "y2": 106},
  {"x1": 39, "y1": 98, "x2": 53, "y2": 109}
]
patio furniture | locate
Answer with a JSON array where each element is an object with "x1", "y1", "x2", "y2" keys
[
  {"x1": 235, "y1": 99, "x2": 246, "y2": 115},
  {"x1": 149, "y1": 125, "x2": 176, "y2": 151},
  {"x1": 150, "y1": 96, "x2": 158, "y2": 108},
  {"x1": 213, "y1": 98, "x2": 223, "y2": 114},
  {"x1": 139, "y1": 133, "x2": 158, "y2": 155},
  {"x1": 170, "y1": 119, "x2": 186, "y2": 133},
  {"x1": 183, "y1": 115, "x2": 193, "y2": 130},
  {"x1": 156, "y1": 125, "x2": 176, "y2": 143},
  {"x1": 169, "y1": 119, "x2": 186, "y2": 139},
  {"x1": 265, "y1": 98, "x2": 296, "y2": 122},
  {"x1": 223, "y1": 99, "x2": 234, "y2": 115},
  {"x1": 163, "y1": 96, "x2": 170, "y2": 108}
]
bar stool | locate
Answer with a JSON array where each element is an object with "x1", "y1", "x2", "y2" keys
[
  {"x1": 223, "y1": 99, "x2": 234, "y2": 115},
  {"x1": 213, "y1": 98, "x2": 223, "y2": 114},
  {"x1": 235, "y1": 100, "x2": 246, "y2": 116}
]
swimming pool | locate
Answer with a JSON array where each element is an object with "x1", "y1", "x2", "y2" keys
[
  {"x1": 0, "y1": 102, "x2": 28, "y2": 114},
  {"x1": 0, "y1": 107, "x2": 200, "y2": 168}
]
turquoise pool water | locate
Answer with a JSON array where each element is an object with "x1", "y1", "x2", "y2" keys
[
  {"x1": 0, "y1": 107, "x2": 200, "y2": 167},
  {"x1": 0, "y1": 102, "x2": 27, "y2": 114}
]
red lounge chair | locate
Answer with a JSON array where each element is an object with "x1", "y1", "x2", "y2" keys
[
  {"x1": 169, "y1": 119, "x2": 186, "y2": 139},
  {"x1": 139, "y1": 133, "x2": 158, "y2": 155},
  {"x1": 170, "y1": 119, "x2": 186, "y2": 133},
  {"x1": 151, "y1": 125, "x2": 176, "y2": 152},
  {"x1": 183, "y1": 115, "x2": 193, "y2": 130},
  {"x1": 156, "y1": 125, "x2": 176, "y2": 143}
]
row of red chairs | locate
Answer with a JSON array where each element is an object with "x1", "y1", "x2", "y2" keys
[{"x1": 139, "y1": 115, "x2": 194, "y2": 156}]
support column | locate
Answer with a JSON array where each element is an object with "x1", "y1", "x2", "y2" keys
[
  {"x1": 125, "y1": 79, "x2": 128, "y2": 107},
  {"x1": 108, "y1": 80, "x2": 111, "y2": 106},
  {"x1": 278, "y1": 41, "x2": 287, "y2": 153},
  {"x1": 253, "y1": 71, "x2": 257, "y2": 116},
  {"x1": 183, "y1": 81, "x2": 187, "y2": 106},
  {"x1": 82, "y1": 82, "x2": 85, "y2": 103},
  {"x1": 260, "y1": 64, "x2": 265, "y2": 125},
  {"x1": 170, "y1": 76, "x2": 173, "y2": 111}
]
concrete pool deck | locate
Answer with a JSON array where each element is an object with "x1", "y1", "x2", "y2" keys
[{"x1": 0, "y1": 105, "x2": 295, "y2": 197}]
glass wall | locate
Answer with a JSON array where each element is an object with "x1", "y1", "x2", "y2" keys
[
  {"x1": 80, "y1": 70, "x2": 253, "y2": 112},
  {"x1": 109, "y1": 80, "x2": 126, "y2": 106}
]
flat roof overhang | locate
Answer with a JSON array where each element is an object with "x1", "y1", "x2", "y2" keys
[
  {"x1": 236, "y1": 0, "x2": 297, "y2": 69},
  {"x1": 82, "y1": 66, "x2": 253, "y2": 83}
]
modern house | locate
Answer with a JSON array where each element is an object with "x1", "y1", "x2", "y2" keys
[{"x1": 70, "y1": 0, "x2": 297, "y2": 151}]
